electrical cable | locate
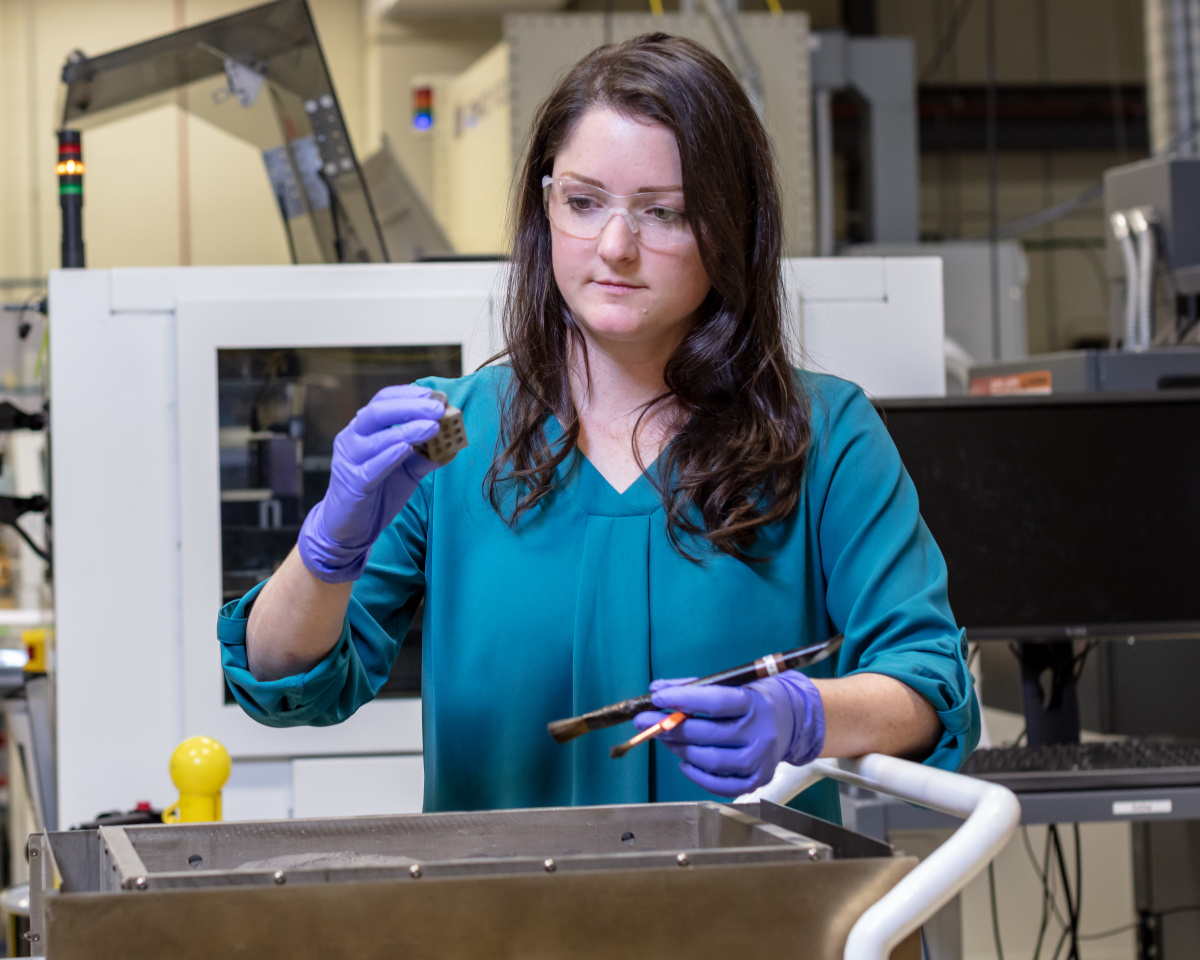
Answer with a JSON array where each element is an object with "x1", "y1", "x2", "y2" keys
[
  {"x1": 1072, "y1": 640, "x2": 1098, "y2": 680},
  {"x1": 1133, "y1": 209, "x2": 1155, "y2": 349},
  {"x1": 11, "y1": 518, "x2": 49, "y2": 564},
  {"x1": 1078, "y1": 921, "x2": 1138, "y2": 941},
  {"x1": 920, "y1": 0, "x2": 977, "y2": 81},
  {"x1": 1029, "y1": 828, "x2": 1054, "y2": 960},
  {"x1": 984, "y1": 0, "x2": 1000, "y2": 360},
  {"x1": 1073, "y1": 823, "x2": 1082, "y2": 959},
  {"x1": 1048, "y1": 922, "x2": 1072, "y2": 960},
  {"x1": 1023, "y1": 825, "x2": 1068, "y2": 959},
  {"x1": 1049, "y1": 825, "x2": 1080, "y2": 960},
  {"x1": 1159, "y1": 903, "x2": 1200, "y2": 916},
  {"x1": 0, "y1": 295, "x2": 45, "y2": 340},
  {"x1": 960, "y1": 111, "x2": 1200, "y2": 245},
  {"x1": 987, "y1": 861, "x2": 1005, "y2": 960},
  {"x1": 962, "y1": 184, "x2": 1104, "y2": 242},
  {"x1": 1023, "y1": 824, "x2": 1067, "y2": 926},
  {"x1": 1112, "y1": 211, "x2": 1140, "y2": 350}
]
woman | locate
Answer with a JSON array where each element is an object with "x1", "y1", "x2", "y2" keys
[{"x1": 219, "y1": 34, "x2": 979, "y2": 821}]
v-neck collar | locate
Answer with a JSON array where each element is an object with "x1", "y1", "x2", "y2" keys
[{"x1": 546, "y1": 415, "x2": 666, "y2": 517}]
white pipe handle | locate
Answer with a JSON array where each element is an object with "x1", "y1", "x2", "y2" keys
[{"x1": 740, "y1": 754, "x2": 1020, "y2": 960}]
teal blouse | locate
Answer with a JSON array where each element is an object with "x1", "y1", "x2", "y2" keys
[{"x1": 219, "y1": 366, "x2": 979, "y2": 822}]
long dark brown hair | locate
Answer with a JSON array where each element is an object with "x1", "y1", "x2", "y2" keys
[{"x1": 485, "y1": 33, "x2": 810, "y2": 561}]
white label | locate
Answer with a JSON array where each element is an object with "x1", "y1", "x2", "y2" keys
[{"x1": 1112, "y1": 800, "x2": 1172, "y2": 816}]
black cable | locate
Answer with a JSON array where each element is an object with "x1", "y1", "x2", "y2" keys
[
  {"x1": 1048, "y1": 922, "x2": 1072, "y2": 960},
  {"x1": 1074, "y1": 895, "x2": 1200, "y2": 944},
  {"x1": 984, "y1": 0, "x2": 1000, "y2": 360},
  {"x1": 1073, "y1": 823, "x2": 1082, "y2": 958},
  {"x1": 1161, "y1": 903, "x2": 1200, "y2": 917},
  {"x1": 10, "y1": 519, "x2": 49, "y2": 564},
  {"x1": 988, "y1": 861, "x2": 1005, "y2": 960},
  {"x1": 1023, "y1": 822, "x2": 1067, "y2": 926},
  {"x1": 920, "y1": 0, "x2": 977, "y2": 81},
  {"x1": 1078, "y1": 921, "x2": 1138, "y2": 941},
  {"x1": 961, "y1": 108, "x2": 1200, "y2": 245},
  {"x1": 1072, "y1": 640, "x2": 1099, "y2": 680},
  {"x1": 1049, "y1": 826, "x2": 1080, "y2": 960},
  {"x1": 318, "y1": 170, "x2": 347, "y2": 264},
  {"x1": 1, "y1": 295, "x2": 45, "y2": 340},
  {"x1": 1024, "y1": 825, "x2": 1065, "y2": 960},
  {"x1": 1030, "y1": 829, "x2": 1052, "y2": 960}
]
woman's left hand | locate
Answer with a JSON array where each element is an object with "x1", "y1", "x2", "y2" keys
[{"x1": 634, "y1": 671, "x2": 825, "y2": 797}]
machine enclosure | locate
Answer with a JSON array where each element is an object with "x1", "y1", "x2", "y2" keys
[
  {"x1": 969, "y1": 347, "x2": 1200, "y2": 394},
  {"x1": 1104, "y1": 156, "x2": 1200, "y2": 293}
]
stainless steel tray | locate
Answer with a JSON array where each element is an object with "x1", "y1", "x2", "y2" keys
[
  {"x1": 29, "y1": 801, "x2": 919, "y2": 960},
  {"x1": 72, "y1": 801, "x2": 831, "y2": 891}
]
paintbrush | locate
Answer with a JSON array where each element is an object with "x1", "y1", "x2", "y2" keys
[
  {"x1": 610, "y1": 711, "x2": 687, "y2": 759},
  {"x1": 546, "y1": 634, "x2": 843, "y2": 745}
]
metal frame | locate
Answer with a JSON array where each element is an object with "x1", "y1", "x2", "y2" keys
[
  {"x1": 810, "y1": 31, "x2": 920, "y2": 248},
  {"x1": 51, "y1": 803, "x2": 831, "y2": 893}
]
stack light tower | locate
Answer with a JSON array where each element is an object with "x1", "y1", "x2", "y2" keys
[{"x1": 56, "y1": 129, "x2": 85, "y2": 269}]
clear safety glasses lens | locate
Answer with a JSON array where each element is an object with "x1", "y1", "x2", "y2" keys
[{"x1": 541, "y1": 177, "x2": 693, "y2": 249}]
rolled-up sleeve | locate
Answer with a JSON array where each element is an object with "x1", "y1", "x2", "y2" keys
[
  {"x1": 218, "y1": 479, "x2": 432, "y2": 727},
  {"x1": 811, "y1": 380, "x2": 980, "y2": 771}
]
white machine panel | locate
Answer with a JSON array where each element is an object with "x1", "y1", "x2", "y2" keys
[
  {"x1": 791, "y1": 257, "x2": 946, "y2": 397},
  {"x1": 292, "y1": 755, "x2": 425, "y2": 818},
  {"x1": 223, "y1": 760, "x2": 293, "y2": 822},
  {"x1": 177, "y1": 293, "x2": 490, "y2": 759},
  {"x1": 50, "y1": 258, "x2": 941, "y2": 828}
]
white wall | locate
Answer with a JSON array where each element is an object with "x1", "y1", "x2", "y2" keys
[{"x1": 364, "y1": 14, "x2": 503, "y2": 214}]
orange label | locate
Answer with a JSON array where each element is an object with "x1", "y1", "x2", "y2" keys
[{"x1": 970, "y1": 370, "x2": 1053, "y2": 396}]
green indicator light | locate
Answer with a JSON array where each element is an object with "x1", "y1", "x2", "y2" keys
[{"x1": 58, "y1": 184, "x2": 83, "y2": 195}]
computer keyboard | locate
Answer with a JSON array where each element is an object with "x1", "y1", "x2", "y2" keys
[{"x1": 962, "y1": 740, "x2": 1200, "y2": 792}]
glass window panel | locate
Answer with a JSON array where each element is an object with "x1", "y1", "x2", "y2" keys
[{"x1": 218, "y1": 344, "x2": 461, "y2": 700}]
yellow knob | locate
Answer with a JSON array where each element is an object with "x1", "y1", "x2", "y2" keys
[{"x1": 169, "y1": 736, "x2": 231, "y2": 795}]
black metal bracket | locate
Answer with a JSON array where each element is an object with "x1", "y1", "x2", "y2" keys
[
  {"x1": 0, "y1": 495, "x2": 47, "y2": 527},
  {"x1": 0, "y1": 402, "x2": 44, "y2": 432},
  {"x1": 1017, "y1": 641, "x2": 1082, "y2": 746}
]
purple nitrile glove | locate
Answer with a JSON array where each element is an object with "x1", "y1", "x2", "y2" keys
[
  {"x1": 633, "y1": 671, "x2": 825, "y2": 798},
  {"x1": 297, "y1": 384, "x2": 445, "y2": 583}
]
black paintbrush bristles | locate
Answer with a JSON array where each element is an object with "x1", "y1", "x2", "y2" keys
[
  {"x1": 546, "y1": 716, "x2": 592, "y2": 744},
  {"x1": 546, "y1": 693, "x2": 655, "y2": 743}
]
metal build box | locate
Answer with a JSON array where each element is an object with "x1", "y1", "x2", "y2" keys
[
  {"x1": 969, "y1": 348, "x2": 1200, "y2": 395},
  {"x1": 1105, "y1": 156, "x2": 1200, "y2": 293},
  {"x1": 29, "y1": 802, "x2": 919, "y2": 960}
]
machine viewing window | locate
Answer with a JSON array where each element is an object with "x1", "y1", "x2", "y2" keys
[{"x1": 218, "y1": 344, "x2": 461, "y2": 699}]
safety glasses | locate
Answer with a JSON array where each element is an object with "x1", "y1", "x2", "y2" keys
[{"x1": 541, "y1": 176, "x2": 694, "y2": 250}]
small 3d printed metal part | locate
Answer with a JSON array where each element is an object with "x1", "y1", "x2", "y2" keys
[{"x1": 414, "y1": 390, "x2": 468, "y2": 466}]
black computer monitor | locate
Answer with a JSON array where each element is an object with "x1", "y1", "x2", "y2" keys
[{"x1": 876, "y1": 390, "x2": 1200, "y2": 743}]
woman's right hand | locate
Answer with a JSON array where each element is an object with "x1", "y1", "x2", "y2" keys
[{"x1": 297, "y1": 384, "x2": 446, "y2": 583}]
